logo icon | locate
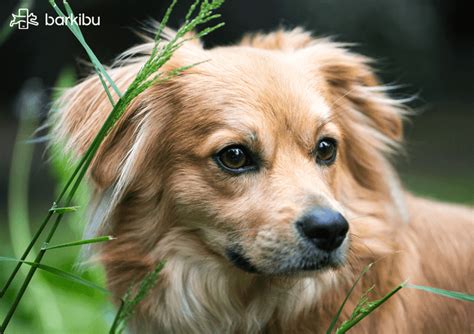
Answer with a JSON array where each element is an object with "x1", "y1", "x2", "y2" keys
[{"x1": 10, "y1": 8, "x2": 39, "y2": 30}]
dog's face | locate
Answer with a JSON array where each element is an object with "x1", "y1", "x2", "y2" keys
[
  {"x1": 55, "y1": 30, "x2": 405, "y2": 277},
  {"x1": 163, "y1": 47, "x2": 351, "y2": 274}
]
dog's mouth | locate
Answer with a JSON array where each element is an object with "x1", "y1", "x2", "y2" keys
[
  {"x1": 225, "y1": 244, "x2": 346, "y2": 275},
  {"x1": 225, "y1": 248, "x2": 259, "y2": 273}
]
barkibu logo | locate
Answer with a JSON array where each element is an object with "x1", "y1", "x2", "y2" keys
[{"x1": 10, "y1": 8, "x2": 101, "y2": 30}]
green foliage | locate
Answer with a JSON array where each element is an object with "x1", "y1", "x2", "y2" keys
[
  {"x1": 329, "y1": 264, "x2": 474, "y2": 334},
  {"x1": 0, "y1": 257, "x2": 109, "y2": 295},
  {"x1": 3, "y1": 79, "x2": 65, "y2": 332},
  {"x1": 407, "y1": 284, "x2": 474, "y2": 303},
  {"x1": 326, "y1": 264, "x2": 373, "y2": 334},
  {"x1": 335, "y1": 282, "x2": 406, "y2": 334},
  {"x1": 42, "y1": 236, "x2": 115, "y2": 250},
  {"x1": 48, "y1": 205, "x2": 80, "y2": 214},
  {"x1": 49, "y1": 0, "x2": 122, "y2": 101}
]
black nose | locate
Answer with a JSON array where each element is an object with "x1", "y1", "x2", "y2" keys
[{"x1": 296, "y1": 208, "x2": 349, "y2": 251}]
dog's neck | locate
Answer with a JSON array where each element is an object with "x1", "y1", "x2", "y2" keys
[{"x1": 127, "y1": 228, "x2": 345, "y2": 332}]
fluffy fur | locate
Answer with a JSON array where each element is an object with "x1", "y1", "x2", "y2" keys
[{"x1": 51, "y1": 28, "x2": 473, "y2": 333}]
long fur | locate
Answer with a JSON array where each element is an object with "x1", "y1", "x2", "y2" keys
[{"x1": 50, "y1": 28, "x2": 473, "y2": 333}]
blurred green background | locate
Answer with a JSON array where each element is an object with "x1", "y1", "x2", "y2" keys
[{"x1": 0, "y1": 0, "x2": 473, "y2": 333}]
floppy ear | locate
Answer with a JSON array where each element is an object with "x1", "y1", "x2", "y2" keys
[
  {"x1": 242, "y1": 28, "x2": 406, "y2": 144},
  {"x1": 311, "y1": 42, "x2": 405, "y2": 143},
  {"x1": 52, "y1": 62, "x2": 147, "y2": 190},
  {"x1": 51, "y1": 42, "x2": 189, "y2": 192},
  {"x1": 312, "y1": 41, "x2": 410, "y2": 188}
]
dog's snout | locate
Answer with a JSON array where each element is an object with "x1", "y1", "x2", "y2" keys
[{"x1": 297, "y1": 208, "x2": 349, "y2": 251}]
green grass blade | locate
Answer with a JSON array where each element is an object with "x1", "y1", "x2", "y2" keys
[
  {"x1": 335, "y1": 281, "x2": 406, "y2": 334},
  {"x1": 97, "y1": 70, "x2": 117, "y2": 106},
  {"x1": 326, "y1": 263, "x2": 373, "y2": 334},
  {"x1": 184, "y1": 0, "x2": 200, "y2": 23},
  {"x1": 49, "y1": 205, "x2": 80, "y2": 213},
  {"x1": 407, "y1": 284, "x2": 474, "y2": 303},
  {"x1": 42, "y1": 236, "x2": 115, "y2": 250},
  {"x1": 109, "y1": 300, "x2": 126, "y2": 334},
  {"x1": 49, "y1": 0, "x2": 122, "y2": 99},
  {"x1": 196, "y1": 22, "x2": 225, "y2": 39},
  {"x1": 0, "y1": 257, "x2": 109, "y2": 294},
  {"x1": 156, "y1": 0, "x2": 178, "y2": 41},
  {"x1": 0, "y1": 70, "x2": 79, "y2": 299},
  {"x1": 109, "y1": 262, "x2": 165, "y2": 334},
  {"x1": 5, "y1": 83, "x2": 64, "y2": 330},
  {"x1": 60, "y1": 0, "x2": 120, "y2": 98}
]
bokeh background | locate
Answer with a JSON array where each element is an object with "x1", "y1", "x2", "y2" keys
[{"x1": 0, "y1": 0, "x2": 472, "y2": 332}]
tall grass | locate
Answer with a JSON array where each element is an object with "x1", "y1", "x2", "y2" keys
[
  {"x1": 6, "y1": 80, "x2": 64, "y2": 331},
  {"x1": 327, "y1": 263, "x2": 473, "y2": 333},
  {"x1": 109, "y1": 262, "x2": 165, "y2": 334}
]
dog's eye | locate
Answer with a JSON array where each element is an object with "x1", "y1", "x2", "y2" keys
[
  {"x1": 216, "y1": 145, "x2": 255, "y2": 173},
  {"x1": 315, "y1": 138, "x2": 337, "y2": 165}
]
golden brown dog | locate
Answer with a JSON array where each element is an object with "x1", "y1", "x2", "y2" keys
[{"x1": 52, "y1": 28, "x2": 473, "y2": 333}]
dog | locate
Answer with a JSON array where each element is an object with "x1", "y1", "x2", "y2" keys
[{"x1": 51, "y1": 28, "x2": 473, "y2": 333}]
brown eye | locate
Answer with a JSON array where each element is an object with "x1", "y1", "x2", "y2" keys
[
  {"x1": 216, "y1": 145, "x2": 255, "y2": 173},
  {"x1": 316, "y1": 138, "x2": 337, "y2": 165}
]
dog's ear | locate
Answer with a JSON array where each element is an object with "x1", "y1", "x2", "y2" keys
[
  {"x1": 49, "y1": 29, "x2": 206, "y2": 204},
  {"x1": 51, "y1": 44, "x2": 192, "y2": 192},
  {"x1": 303, "y1": 39, "x2": 409, "y2": 203},
  {"x1": 52, "y1": 63, "x2": 146, "y2": 190},
  {"x1": 310, "y1": 42, "x2": 405, "y2": 142},
  {"x1": 243, "y1": 28, "x2": 405, "y2": 143}
]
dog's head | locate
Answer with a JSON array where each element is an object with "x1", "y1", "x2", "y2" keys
[{"x1": 53, "y1": 28, "x2": 407, "y2": 277}]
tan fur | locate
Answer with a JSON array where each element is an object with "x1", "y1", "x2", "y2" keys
[{"x1": 51, "y1": 28, "x2": 473, "y2": 333}]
